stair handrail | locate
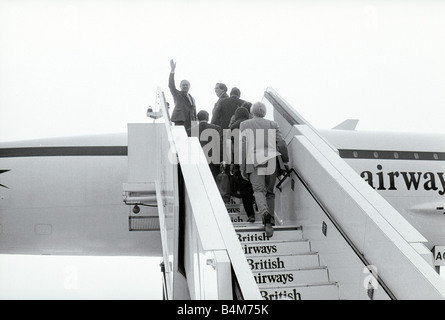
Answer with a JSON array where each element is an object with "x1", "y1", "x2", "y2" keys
[
  {"x1": 276, "y1": 165, "x2": 396, "y2": 299},
  {"x1": 263, "y1": 87, "x2": 337, "y2": 152},
  {"x1": 263, "y1": 87, "x2": 445, "y2": 299}
]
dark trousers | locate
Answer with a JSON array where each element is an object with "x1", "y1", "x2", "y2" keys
[
  {"x1": 239, "y1": 175, "x2": 255, "y2": 217},
  {"x1": 209, "y1": 163, "x2": 220, "y2": 181},
  {"x1": 233, "y1": 166, "x2": 255, "y2": 217}
]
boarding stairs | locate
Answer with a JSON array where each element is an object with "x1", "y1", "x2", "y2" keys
[
  {"x1": 227, "y1": 198, "x2": 339, "y2": 300},
  {"x1": 128, "y1": 86, "x2": 445, "y2": 300}
]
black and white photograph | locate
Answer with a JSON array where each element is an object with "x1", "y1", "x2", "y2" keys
[{"x1": 1, "y1": 0, "x2": 445, "y2": 303}]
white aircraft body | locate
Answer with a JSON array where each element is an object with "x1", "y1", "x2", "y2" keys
[
  {"x1": 321, "y1": 128, "x2": 445, "y2": 253},
  {"x1": 0, "y1": 124, "x2": 444, "y2": 263},
  {"x1": 0, "y1": 134, "x2": 161, "y2": 257}
]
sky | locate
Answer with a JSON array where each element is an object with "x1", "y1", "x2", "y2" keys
[
  {"x1": 0, "y1": 0, "x2": 444, "y2": 299},
  {"x1": 0, "y1": 0, "x2": 445, "y2": 144}
]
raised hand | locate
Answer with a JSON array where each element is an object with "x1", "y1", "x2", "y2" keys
[{"x1": 170, "y1": 59, "x2": 176, "y2": 72}]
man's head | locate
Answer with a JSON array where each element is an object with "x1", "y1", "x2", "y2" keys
[
  {"x1": 197, "y1": 110, "x2": 209, "y2": 122},
  {"x1": 214, "y1": 83, "x2": 228, "y2": 98},
  {"x1": 230, "y1": 87, "x2": 241, "y2": 98},
  {"x1": 180, "y1": 80, "x2": 190, "y2": 93},
  {"x1": 251, "y1": 102, "x2": 267, "y2": 118}
]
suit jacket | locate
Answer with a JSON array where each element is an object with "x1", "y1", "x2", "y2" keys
[
  {"x1": 168, "y1": 72, "x2": 197, "y2": 126},
  {"x1": 212, "y1": 92, "x2": 229, "y2": 117},
  {"x1": 211, "y1": 96, "x2": 245, "y2": 130},
  {"x1": 187, "y1": 121, "x2": 222, "y2": 164},
  {"x1": 239, "y1": 117, "x2": 284, "y2": 174},
  {"x1": 228, "y1": 115, "x2": 250, "y2": 166}
]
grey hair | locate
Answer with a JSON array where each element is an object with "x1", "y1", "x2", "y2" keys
[{"x1": 251, "y1": 102, "x2": 267, "y2": 118}]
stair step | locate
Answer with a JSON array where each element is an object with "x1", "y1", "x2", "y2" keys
[
  {"x1": 230, "y1": 215, "x2": 262, "y2": 224},
  {"x1": 253, "y1": 267, "x2": 329, "y2": 288},
  {"x1": 236, "y1": 226, "x2": 303, "y2": 242},
  {"x1": 229, "y1": 212, "x2": 262, "y2": 224},
  {"x1": 259, "y1": 282, "x2": 339, "y2": 300},
  {"x1": 242, "y1": 239, "x2": 311, "y2": 256},
  {"x1": 226, "y1": 197, "x2": 260, "y2": 223},
  {"x1": 226, "y1": 199, "x2": 256, "y2": 212},
  {"x1": 246, "y1": 253, "x2": 320, "y2": 271},
  {"x1": 228, "y1": 198, "x2": 340, "y2": 300}
]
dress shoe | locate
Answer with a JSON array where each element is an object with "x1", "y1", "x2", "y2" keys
[
  {"x1": 265, "y1": 223, "x2": 274, "y2": 237},
  {"x1": 262, "y1": 213, "x2": 274, "y2": 237}
]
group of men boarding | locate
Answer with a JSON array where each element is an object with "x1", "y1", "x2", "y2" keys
[{"x1": 168, "y1": 59, "x2": 288, "y2": 237}]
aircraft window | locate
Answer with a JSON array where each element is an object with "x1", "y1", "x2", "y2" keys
[{"x1": 338, "y1": 149, "x2": 445, "y2": 161}]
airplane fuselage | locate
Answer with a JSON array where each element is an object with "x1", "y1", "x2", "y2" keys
[
  {"x1": 0, "y1": 129, "x2": 444, "y2": 257},
  {"x1": 321, "y1": 129, "x2": 445, "y2": 251},
  {"x1": 0, "y1": 134, "x2": 161, "y2": 256}
]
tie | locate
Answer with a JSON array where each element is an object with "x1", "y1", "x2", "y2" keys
[
  {"x1": 187, "y1": 93, "x2": 196, "y2": 121},
  {"x1": 187, "y1": 93, "x2": 194, "y2": 106}
]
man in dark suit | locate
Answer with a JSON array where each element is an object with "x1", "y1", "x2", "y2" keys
[
  {"x1": 239, "y1": 102, "x2": 285, "y2": 237},
  {"x1": 211, "y1": 87, "x2": 245, "y2": 131},
  {"x1": 228, "y1": 107, "x2": 256, "y2": 221},
  {"x1": 168, "y1": 59, "x2": 197, "y2": 135},
  {"x1": 188, "y1": 110, "x2": 222, "y2": 180},
  {"x1": 212, "y1": 83, "x2": 229, "y2": 117}
]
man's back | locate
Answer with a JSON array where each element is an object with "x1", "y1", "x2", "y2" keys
[
  {"x1": 240, "y1": 117, "x2": 282, "y2": 172},
  {"x1": 187, "y1": 121, "x2": 222, "y2": 163},
  {"x1": 211, "y1": 96, "x2": 245, "y2": 130}
]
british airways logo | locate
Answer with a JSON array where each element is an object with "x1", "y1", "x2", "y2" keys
[
  {"x1": 0, "y1": 170, "x2": 10, "y2": 189},
  {"x1": 361, "y1": 164, "x2": 445, "y2": 196}
]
